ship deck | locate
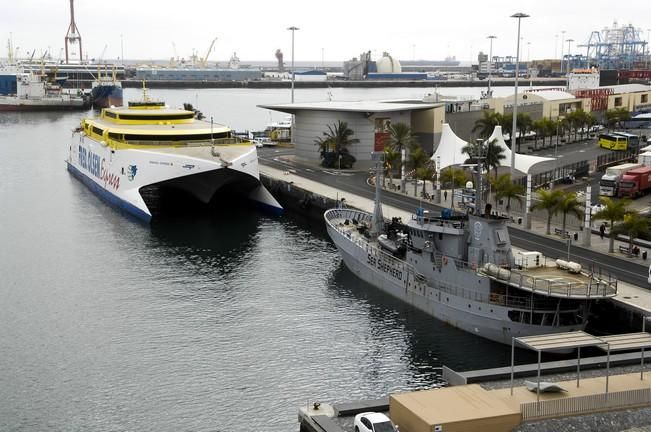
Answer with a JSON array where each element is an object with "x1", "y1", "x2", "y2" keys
[
  {"x1": 492, "y1": 263, "x2": 618, "y2": 299},
  {"x1": 325, "y1": 209, "x2": 617, "y2": 300}
]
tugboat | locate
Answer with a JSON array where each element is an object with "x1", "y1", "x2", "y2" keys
[
  {"x1": 324, "y1": 152, "x2": 617, "y2": 346},
  {"x1": 67, "y1": 86, "x2": 282, "y2": 222}
]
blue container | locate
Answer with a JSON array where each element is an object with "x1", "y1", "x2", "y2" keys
[{"x1": 0, "y1": 74, "x2": 17, "y2": 95}]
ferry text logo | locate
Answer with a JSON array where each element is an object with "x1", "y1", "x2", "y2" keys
[{"x1": 78, "y1": 145, "x2": 120, "y2": 190}]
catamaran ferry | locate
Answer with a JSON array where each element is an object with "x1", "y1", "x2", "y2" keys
[{"x1": 67, "y1": 92, "x2": 282, "y2": 221}]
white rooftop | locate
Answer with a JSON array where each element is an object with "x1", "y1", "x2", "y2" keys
[
  {"x1": 525, "y1": 90, "x2": 577, "y2": 101},
  {"x1": 599, "y1": 83, "x2": 651, "y2": 94},
  {"x1": 258, "y1": 100, "x2": 440, "y2": 114}
]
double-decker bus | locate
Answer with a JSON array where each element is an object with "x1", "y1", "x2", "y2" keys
[{"x1": 598, "y1": 132, "x2": 640, "y2": 151}]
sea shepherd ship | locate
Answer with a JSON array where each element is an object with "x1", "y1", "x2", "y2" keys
[
  {"x1": 67, "y1": 90, "x2": 282, "y2": 221},
  {"x1": 324, "y1": 154, "x2": 617, "y2": 346}
]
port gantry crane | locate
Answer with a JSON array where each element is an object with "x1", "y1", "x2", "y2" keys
[{"x1": 64, "y1": 0, "x2": 82, "y2": 63}]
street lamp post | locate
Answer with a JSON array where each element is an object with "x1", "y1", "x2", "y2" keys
[
  {"x1": 566, "y1": 38, "x2": 574, "y2": 76},
  {"x1": 510, "y1": 12, "x2": 529, "y2": 179},
  {"x1": 287, "y1": 26, "x2": 299, "y2": 103},
  {"x1": 487, "y1": 35, "x2": 497, "y2": 97},
  {"x1": 560, "y1": 30, "x2": 566, "y2": 74}
]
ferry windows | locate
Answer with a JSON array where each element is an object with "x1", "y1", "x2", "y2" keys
[
  {"x1": 104, "y1": 111, "x2": 117, "y2": 119},
  {"x1": 108, "y1": 132, "x2": 123, "y2": 140},
  {"x1": 118, "y1": 113, "x2": 195, "y2": 121},
  {"x1": 122, "y1": 132, "x2": 230, "y2": 142},
  {"x1": 92, "y1": 126, "x2": 104, "y2": 136}
]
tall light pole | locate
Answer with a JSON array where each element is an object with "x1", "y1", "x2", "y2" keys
[
  {"x1": 487, "y1": 35, "x2": 497, "y2": 97},
  {"x1": 566, "y1": 38, "x2": 574, "y2": 76},
  {"x1": 287, "y1": 26, "x2": 299, "y2": 103},
  {"x1": 646, "y1": 29, "x2": 650, "y2": 69},
  {"x1": 555, "y1": 34, "x2": 558, "y2": 59},
  {"x1": 560, "y1": 30, "x2": 566, "y2": 74},
  {"x1": 510, "y1": 12, "x2": 529, "y2": 179},
  {"x1": 527, "y1": 41, "x2": 531, "y2": 62}
]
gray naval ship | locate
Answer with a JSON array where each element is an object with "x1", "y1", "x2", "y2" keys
[{"x1": 324, "y1": 154, "x2": 618, "y2": 346}]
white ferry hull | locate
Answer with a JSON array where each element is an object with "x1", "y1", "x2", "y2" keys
[
  {"x1": 67, "y1": 134, "x2": 282, "y2": 222},
  {"x1": 325, "y1": 213, "x2": 584, "y2": 347}
]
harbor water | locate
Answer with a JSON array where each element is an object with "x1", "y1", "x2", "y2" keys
[{"x1": 0, "y1": 88, "x2": 537, "y2": 432}]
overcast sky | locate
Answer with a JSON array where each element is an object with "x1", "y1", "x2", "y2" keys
[{"x1": 3, "y1": 0, "x2": 651, "y2": 64}]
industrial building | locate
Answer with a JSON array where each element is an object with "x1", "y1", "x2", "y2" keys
[
  {"x1": 488, "y1": 89, "x2": 592, "y2": 120},
  {"x1": 134, "y1": 67, "x2": 262, "y2": 81}
]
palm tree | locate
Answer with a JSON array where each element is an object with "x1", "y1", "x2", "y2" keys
[
  {"x1": 416, "y1": 165, "x2": 435, "y2": 198},
  {"x1": 593, "y1": 197, "x2": 631, "y2": 253},
  {"x1": 605, "y1": 109, "x2": 619, "y2": 131},
  {"x1": 409, "y1": 146, "x2": 429, "y2": 196},
  {"x1": 530, "y1": 189, "x2": 563, "y2": 235},
  {"x1": 556, "y1": 191, "x2": 584, "y2": 236},
  {"x1": 472, "y1": 111, "x2": 502, "y2": 139},
  {"x1": 314, "y1": 120, "x2": 359, "y2": 168},
  {"x1": 383, "y1": 146, "x2": 400, "y2": 188},
  {"x1": 542, "y1": 118, "x2": 556, "y2": 148},
  {"x1": 616, "y1": 108, "x2": 631, "y2": 129},
  {"x1": 386, "y1": 122, "x2": 417, "y2": 189},
  {"x1": 531, "y1": 119, "x2": 545, "y2": 149},
  {"x1": 440, "y1": 167, "x2": 469, "y2": 208},
  {"x1": 515, "y1": 112, "x2": 533, "y2": 153},
  {"x1": 612, "y1": 212, "x2": 650, "y2": 255},
  {"x1": 461, "y1": 138, "x2": 505, "y2": 179},
  {"x1": 491, "y1": 174, "x2": 524, "y2": 218}
]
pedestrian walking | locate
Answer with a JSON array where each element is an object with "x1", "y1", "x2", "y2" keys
[
  {"x1": 599, "y1": 223, "x2": 606, "y2": 240},
  {"x1": 444, "y1": 190, "x2": 448, "y2": 203}
]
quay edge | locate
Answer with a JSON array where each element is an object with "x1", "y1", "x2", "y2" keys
[{"x1": 122, "y1": 78, "x2": 567, "y2": 90}]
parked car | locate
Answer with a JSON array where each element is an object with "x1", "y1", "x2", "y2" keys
[{"x1": 354, "y1": 412, "x2": 398, "y2": 432}]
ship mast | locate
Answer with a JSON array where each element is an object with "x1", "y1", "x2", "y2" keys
[
  {"x1": 64, "y1": 0, "x2": 82, "y2": 63},
  {"x1": 370, "y1": 151, "x2": 384, "y2": 237}
]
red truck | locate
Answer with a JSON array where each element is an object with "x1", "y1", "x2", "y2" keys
[{"x1": 618, "y1": 166, "x2": 651, "y2": 198}]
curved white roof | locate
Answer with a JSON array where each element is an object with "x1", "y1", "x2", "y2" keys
[
  {"x1": 488, "y1": 126, "x2": 555, "y2": 174},
  {"x1": 430, "y1": 124, "x2": 468, "y2": 170},
  {"x1": 431, "y1": 124, "x2": 554, "y2": 174}
]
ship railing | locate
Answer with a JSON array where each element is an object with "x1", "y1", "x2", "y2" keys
[
  {"x1": 434, "y1": 280, "x2": 575, "y2": 312},
  {"x1": 118, "y1": 137, "x2": 245, "y2": 147},
  {"x1": 502, "y1": 269, "x2": 617, "y2": 298}
]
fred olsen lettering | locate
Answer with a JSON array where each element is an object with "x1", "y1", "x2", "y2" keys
[{"x1": 78, "y1": 145, "x2": 102, "y2": 179}]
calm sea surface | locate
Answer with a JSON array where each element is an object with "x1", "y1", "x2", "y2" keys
[{"x1": 0, "y1": 87, "x2": 536, "y2": 432}]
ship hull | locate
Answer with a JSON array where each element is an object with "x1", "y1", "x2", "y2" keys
[
  {"x1": 0, "y1": 97, "x2": 89, "y2": 111},
  {"x1": 67, "y1": 134, "x2": 282, "y2": 222},
  {"x1": 325, "y1": 210, "x2": 584, "y2": 347},
  {"x1": 91, "y1": 85, "x2": 123, "y2": 108}
]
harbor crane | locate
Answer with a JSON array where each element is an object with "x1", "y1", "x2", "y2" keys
[
  {"x1": 199, "y1": 37, "x2": 217, "y2": 68},
  {"x1": 64, "y1": 0, "x2": 82, "y2": 63}
]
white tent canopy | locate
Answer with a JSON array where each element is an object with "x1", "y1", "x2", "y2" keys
[
  {"x1": 430, "y1": 123, "x2": 468, "y2": 171},
  {"x1": 431, "y1": 124, "x2": 554, "y2": 174},
  {"x1": 488, "y1": 125, "x2": 555, "y2": 174}
]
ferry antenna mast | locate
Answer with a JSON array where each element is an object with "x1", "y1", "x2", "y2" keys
[{"x1": 64, "y1": 0, "x2": 82, "y2": 64}]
